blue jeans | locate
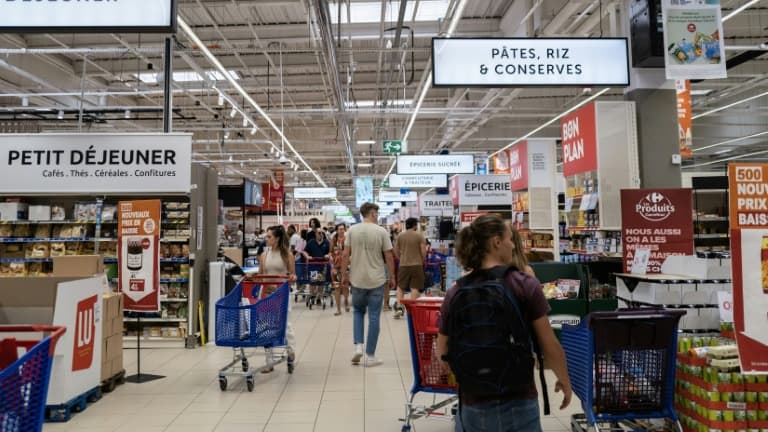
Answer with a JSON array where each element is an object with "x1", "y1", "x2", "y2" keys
[
  {"x1": 455, "y1": 398, "x2": 542, "y2": 432},
  {"x1": 351, "y1": 285, "x2": 384, "y2": 356}
]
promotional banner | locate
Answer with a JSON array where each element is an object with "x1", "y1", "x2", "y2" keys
[
  {"x1": 450, "y1": 175, "x2": 460, "y2": 206},
  {"x1": 355, "y1": 177, "x2": 374, "y2": 209},
  {"x1": 419, "y1": 193, "x2": 454, "y2": 217},
  {"x1": 263, "y1": 171, "x2": 285, "y2": 211},
  {"x1": 676, "y1": 80, "x2": 694, "y2": 159},
  {"x1": 493, "y1": 149, "x2": 511, "y2": 174},
  {"x1": 388, "y1": 174, "x2": 447, "y2": 188},
  {"x1": 453, "y1": 174, "x2": 513, "y2": 206},
  {"x1": 662, "y1": 0, "x2": 726, "y2": 80},
  {"x1": 561, "y1": 103, "x2": 598, "y2": 177},
  {"x1": 0, "y1": 134, "x2": 192, "y2": 194},
  {"x1": 293, "y1": 187, "x2": 337, "y2": 199},
  {"x1": 118, "y1": 200, "x2": 161, "y2": 312},
  {"x1": 432, "y1": 38, "x2": 630, "y2": 87},
  {"x1": 461, "y1": 211, "x2": 489, "y2": 223},
  {"x1": 728, "y1": 163, "x2": 768, "y2": 373},
  {"x1": 620, "y1": 189, "x2": 694, "y2": 273},
  {"x1": 0, "y1": 0, "x2": 176, "y2": 32},
  {"x1": 509, "y1": 142, "x2": 529, "y2": 191},
  {"x1": 396, "y1": 154, "x2": 475, "y2": 175}
]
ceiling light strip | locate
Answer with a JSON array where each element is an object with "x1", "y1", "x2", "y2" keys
[
  {"x1": 693, "y1": 130, "x2": 768, "y2": 153},
  {"x1": 490, "y1": 88, "x2": 611, "y2": 157},
  {"x1": 692, "y1": 90, "x2": 768, "y2": 119},
  {"x1": 684, "y1": 148, "x2": 768, "y2": 169},
  {"x1": 722, "y1": 0, "x2": 762, "y2": 21},
  {"x1": 178, "y1": 17, "x2": 328, "y2": 188}
]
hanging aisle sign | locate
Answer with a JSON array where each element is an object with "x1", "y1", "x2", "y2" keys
[
  {"x1": 0, "y1": 0, "x2": 177, "y2": 33},
  {"x1": 0, "y1": 134, "x2": 192, "y2": 194},
  {"x1": 620, "y1": 189, "x2": 694, "y2": 273},
  {"x1": 397, "y1": 154, "x2": 475, "y2": 175},
  {"x1": 388, "y1": 174, "x2": 448, "y2": 188},
  {"x1": 452, "y1": 175, "x2": 513, "y2": 206},
  {"x1": 378, "y1": 191, "x2": 418, "y2": 202},
  {"x1": 728, "y1": 163, "x2": 768, "y2": 373},
  {"x1": 355, "y1": 177, "x2": 374, "y2": 209},
  {"x1": 432, "y1": 38, "x2": 630, "y2": 87},
  {"x1": 561, "y1": 103, "x2": 598, "y2": 177},
  {"x1": 419, "y1": 193, "x2": 454, "y2": 217},
  {"x1": 119, "y1": 200, "x2": 161, "y2": 313},
  {"x1": 662, "y1": 0, "x2": 726, "y2": 80},
  {"x1": 293, "y1": 187, "x2": 337, "y2": 199},
  {"x1": 509, "y1": 142, "x2": 529, "y2": 191}
]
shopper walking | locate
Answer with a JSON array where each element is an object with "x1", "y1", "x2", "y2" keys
[
  {"x1": 330, "y1": 223, "x2": 350, "y2": 315},
  {"x1": 393, "y1": 217, "x2": 426, "y2": 318},
  {"x1": 437, "y1": 214, "x2": 572, "y2": 432},
  {"x1": 288, "y1": 224, "x2": 301, "y2": 255},
  {"x1": 341, "y1": 203, "x2": 395, "y2": 367},
  {"x1": 258, "y1": 225, "x2": 297, "y2": 372}
]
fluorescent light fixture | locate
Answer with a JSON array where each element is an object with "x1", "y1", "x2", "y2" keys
[
  {"x1": 57, "y1": 110, "x2": 64, "y2": 120},
  {"x1": 684, "y1": 148, "x2": 768, "y2": 169},
  {"x1": 690, "y1": 89, "x2": 715, "y2": 96},
  {"x1": 693, "y1": 130, "x2": 768, "y2": 152},
  {"x1": 135, "y1": 70, "x2": 240, "y2": 84},
  {"x1": 722, "y1": 0, "x2": 761, "y2": 21},
  {"x1": 346, "y1": 99, "x2": 413, "y2": 108},
  {"x1": 329, "y1": 0, "x2": 449, "y2": 24},
  {"x1": 250, "y1": 126, "x2": 258, "y2": 135},
  {"x1": 358, "y1": 163, "x2": 374, "y2": 167},
  {"x1": 217, "y1": 94, "x2": 224, "y2": 106},
  {"x1": 692, "y1": 90, "x2": 768, "y2": 119},
  {"x1": 124, "y1": 109, "x2": 131, "y2": 119},
  {"x1": 230, "y1": 107, "x2": 237, "y2": 118},
  {"x1": 357, "y1": 140, "x2": 376, "y2": 145}
]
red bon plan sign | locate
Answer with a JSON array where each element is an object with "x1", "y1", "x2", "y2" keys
[
  {"x1": 561, "y1": 103, "x2": 598, "y2": 177},
  {"x1": 728, "y1": 163, "x2": 768, "y2": 373},
  {"x1": 509, "y1": 142, "x2": 528, "y2": 192},
  {"x1": 620, "y1": 189, "x2": 694, "y2": 273}
]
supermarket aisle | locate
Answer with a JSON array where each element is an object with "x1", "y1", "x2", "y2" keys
[{"x1": 43, "y1": 303, "x2": 578, "y2": 432}]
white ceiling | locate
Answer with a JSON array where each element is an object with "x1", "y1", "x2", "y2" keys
[{"x1": 0, "y1": 0, "x2": 766, "y2": 205}]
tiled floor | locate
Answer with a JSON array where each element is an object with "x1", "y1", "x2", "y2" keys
[{"x1": 43, "y1": 300, "x2": 582, "y2": 432}]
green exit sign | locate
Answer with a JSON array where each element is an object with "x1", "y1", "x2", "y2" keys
[
  {"x1": 383, "y1": 140, "x2": 406, "y2": 154},
  {"x1": 381, "y1": 179, "x2": 389, "y2": 188}
]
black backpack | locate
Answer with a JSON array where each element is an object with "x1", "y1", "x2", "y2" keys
[{"x1": 445, "y1": 266, "x2": 550, "y2": 414}]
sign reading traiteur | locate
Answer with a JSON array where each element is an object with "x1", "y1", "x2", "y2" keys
[
  {"x1": 620, "y1": 189, "x2": 694, "y2": 273},
  {"x1": 432, "y1": 38, "x2": 629, "y2": 87},
  {"x1": 118, "y1": 200, "x2": 161, "y2": 313},
  {"x1": 728, "y1": 163, "x2": 768, "y2": 373}
]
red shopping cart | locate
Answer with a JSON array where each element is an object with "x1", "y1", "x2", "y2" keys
[
  {"x1": 0, "y1": 325, "x2": 66, "y2": 432},
  {"x1": 399, "y1": 298, "x2": 457, "y2": 432},
  {"x1": 240, "y1": 274, "x2": 291, "y2": 303}
]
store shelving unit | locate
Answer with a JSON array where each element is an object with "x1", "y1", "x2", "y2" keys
[{"x1": 691, "y1": 176, "x2": 729, "y2": 254}]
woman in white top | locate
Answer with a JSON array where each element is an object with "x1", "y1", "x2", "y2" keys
[{"x1": 258, "y1": 225, "x2": 296, "y2": 372}]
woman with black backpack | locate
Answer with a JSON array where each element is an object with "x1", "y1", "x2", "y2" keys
[{"x1": 437, "y1": 214, "x2": 572, "y2": 432}]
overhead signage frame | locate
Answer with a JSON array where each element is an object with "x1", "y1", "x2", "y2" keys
[
  {"x1": 432, "y1": 37, "x2": 630, "y2": 87},
  {"x1": 396, "y1": 154, "x2": 475, "y2": 175},
  {"x1": 0, "y1": 0, "x2": 177, "y2": 33},
  {"x1": 293, "y1": 187, "x2": 338, "y2": 199}
]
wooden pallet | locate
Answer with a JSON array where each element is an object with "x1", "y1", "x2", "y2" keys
[
  {"x1": 45, "y1": 386, "x2": 102, "y2": 422},
  {"x1": 101, "y1": 369, "x2": 126, "y2": 393}
]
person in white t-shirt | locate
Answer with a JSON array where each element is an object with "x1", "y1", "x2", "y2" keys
[{"x1": 288, "y1": 225, "x2": 301, "y2": 254}]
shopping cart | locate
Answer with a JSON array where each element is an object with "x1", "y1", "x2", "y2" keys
[
  {"x1": 240, "y1": 274, "x2": 290, "y2": 302},
  {"x1": 561, "y1": 309, "x2": 686, "y2": 432},
  {"x1": 215, "y1": 279, "x2": 293, "y2": 392},
  {"x1": 399, "y1": 298, "x2": 457, "y2": 432},
  {"x1": 0, "y1": 325, "x2": 66, "y2": 432},
  {"x1": 296, "y1": 259, "x2": 333, "y2": 310}
]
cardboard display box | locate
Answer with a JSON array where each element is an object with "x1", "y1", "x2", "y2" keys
[
  {"x1": 101, "y1": 292, "x2": 124, "y2": 381},
  {"x1": 0, "y1": 276, "x2": 104, "y2": 405},
  {"x1": 53, "y1": 255, "x2": 104, "y2": 278}
]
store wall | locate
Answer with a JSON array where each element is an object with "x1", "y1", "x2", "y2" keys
[{"x1": 626, "y1": 89, "x2": 682, "y2": 188}]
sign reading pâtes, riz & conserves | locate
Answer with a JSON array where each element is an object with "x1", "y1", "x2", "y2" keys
[{"x1": 0, "y1": 134, "x2": 192, "y2": 194}]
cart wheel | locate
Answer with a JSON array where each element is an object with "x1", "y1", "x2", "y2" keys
[
  {"x1": 218, "y1": 377, "x2": 227, "y2": 391},
  {"x1": 241, "y1": 358, "x2": 249, "y2": 372},
  {"x1": 287, "y1": 363, "x2": 294, "y2": 374},
  {"x1": 246, "y1": 378, "x2": 255, "y2": 392},
  {"x1": 401, "y1": 426, "x2": 411, "y2": 432}
]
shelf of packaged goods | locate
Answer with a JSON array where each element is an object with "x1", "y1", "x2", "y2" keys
[
  {"x1": 161, "y1": 220, "x2": 190, "y2": 225},
  {"x1": 160, "y1": 278, "x2": 189, "y2": 283},
  {"x1": 103, "y1": 257, "x2": 189, "y2": 264},
  {"x1": 160, "y1": 238, "x2": 190, "y2": 243},
  {"x1": 567, "y1": 227, "x2": 603, "y2": 232},
  {"x1": 694, "y1": 217, "x2": 728, "y2": 222},
  {"x1": 0, "y1": 257, "x2": 53, "y2": 263},
  {"x1": 124, "y1": 317, "x2": 186, "y2": 323},
  {"x1": 0, "y1": 220, "x2": 118, "y2": 225},
  {"x1": 0, "y1": 237, "x2": 117, "y2": 243},
  {"x1": 694, "y1": 233, "x2": 729, "y2": 239},
  {"x1": 160, "y1": 298, "x2": 188, "y2": 303}
]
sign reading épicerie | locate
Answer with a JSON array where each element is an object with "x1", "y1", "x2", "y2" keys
[{"x1": 0, "y1": 134, "x2": 192, "y2": 194}]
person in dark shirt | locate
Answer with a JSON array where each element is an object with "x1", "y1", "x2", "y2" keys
[
  {"x1": 302, "y1": 229, "x2": 330, "y2": 302},
  {"x1": 437, "y1": 214, "x2": 572, "y2": 432}
]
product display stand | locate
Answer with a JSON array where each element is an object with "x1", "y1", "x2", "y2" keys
[{"x1": 125, "y1": 313, "x2": 165, "y2": 384}]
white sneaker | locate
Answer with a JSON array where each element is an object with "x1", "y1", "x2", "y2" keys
[
  {"x1": 364, "y1": 355, "x2": 382, "y2": 367},
  {"x1": 351, "y1": 344, "x2": 364, "y2": 365}
]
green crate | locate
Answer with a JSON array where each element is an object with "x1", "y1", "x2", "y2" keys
[{"x1": 589, "y1": 298, "x2": 618, "y2": 313}]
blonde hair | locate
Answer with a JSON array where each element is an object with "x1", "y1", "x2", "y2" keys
[{"x1": 509, "y1": 225, "x2": 529, "y2": 272}]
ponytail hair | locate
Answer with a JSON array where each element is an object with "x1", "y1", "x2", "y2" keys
[{"x1": 455, "y1": 214, "x2": 507, "y2": 272}]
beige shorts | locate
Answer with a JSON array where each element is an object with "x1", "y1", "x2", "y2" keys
[{"x1": 398, "y1": 265, "x2": 425, "y2": 292}]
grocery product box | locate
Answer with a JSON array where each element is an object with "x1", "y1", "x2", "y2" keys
[
  {"x1": 100, "y1": 333, "x2": 123, "y2": 381},
  {"x1": 53, "y1": 255, "x2": 104, "y2": 278},
  {"x1": 28, "y1": 205, "x2": 51, "y2": 221},
  {"x1": 0, "y1": 276, "x2": 105, "y2": 405},
  {"x1": 616, "y1": 280, "x2": 682, "y2": 305},
  {"x1": 0, "y1": 202, "x2": 28, "y2": 221}
]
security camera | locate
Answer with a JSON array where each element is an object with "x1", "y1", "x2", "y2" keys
[{"x1": 279, "y1": 153, "x2": 289, "y2": 165}]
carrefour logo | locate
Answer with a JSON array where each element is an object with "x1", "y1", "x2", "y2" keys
[{"x1": 635, "y1": 192, "x2": 675, "y2": 222}]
